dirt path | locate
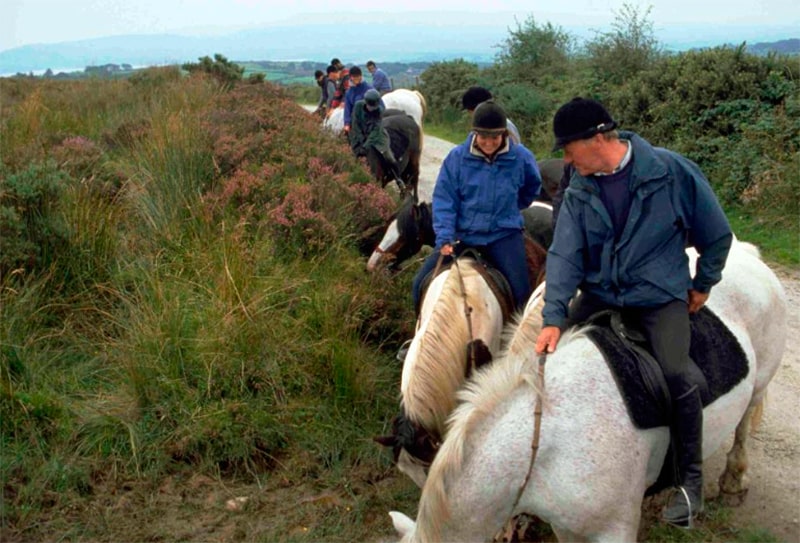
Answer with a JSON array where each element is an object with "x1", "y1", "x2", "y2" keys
[{"x1": 420, "y1": 134, "x2": 800, "y2": 541}]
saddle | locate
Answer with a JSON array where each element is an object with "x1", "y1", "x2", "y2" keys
[
  {"x1": 584, "y1": 308, "x2": 749, "y2": 496},
  {"x1": 584, "y1": 307, "x2": 748, "y2": 430}
]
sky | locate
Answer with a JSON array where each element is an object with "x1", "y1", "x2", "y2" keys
[{"x1": 3, "y1": 0, "x2": 799, "y2": 53}]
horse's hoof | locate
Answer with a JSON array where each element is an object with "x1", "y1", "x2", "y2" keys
[{"x1": 717, "y1": 488, "x2": 748, "y2": 507}]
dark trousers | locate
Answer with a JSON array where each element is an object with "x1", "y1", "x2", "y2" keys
[
  {"x1": 568, "y1": 295, "x2": 695, "y2": 398},
  {"x1": 412, "y1": 230, "x2": 531, "y2": 313}
]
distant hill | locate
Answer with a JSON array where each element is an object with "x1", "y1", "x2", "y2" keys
[
  {"x1": 1, "y1": 19, "x2": 797, "y2": 76},
  {"x1": 0, "y1": 22, "x2": 505, "y2": 75},
  {"x1": 748, "y1": 38, "x2": 800, "y2": 55}
]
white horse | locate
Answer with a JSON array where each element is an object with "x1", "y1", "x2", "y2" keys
[
  {"x1": 323, "y1": 88, "x2": 427, "y2": 136},
  {"x1": 390, "y1": 239, "x2": 787, "y2": 542},
  {"x1": 392, "y1": 257, "x2": 506, "y2": 488}
]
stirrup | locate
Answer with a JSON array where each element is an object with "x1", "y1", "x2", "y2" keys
[
  {"x1": 396, "y1": 339, "x2": 413, "y2": 362},
  {"x1": 662, "y1": 486, "x2": 701, "y2": 529}
]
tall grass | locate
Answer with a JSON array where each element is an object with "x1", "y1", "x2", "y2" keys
[{"x1": 1, "y1": 71, "x2": 415, "y2": 541}]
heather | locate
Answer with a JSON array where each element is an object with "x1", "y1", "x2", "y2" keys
[{"x1": 1, "y1": 68, "x2": 417, "y2": 541}]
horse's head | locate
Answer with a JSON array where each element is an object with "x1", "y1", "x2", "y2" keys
[
  {"x1": 366, "y1": 197, "x2": 433, "y2": 272},
  {"x1": 524, "y1": 235, "x2": 548, "y2": 288},
  {"x1": 374, "y1": 412, "x2": 440, "y2": 466},
  {"x1": 389, "y1": 511, "x2": 417, "y2": 542}
]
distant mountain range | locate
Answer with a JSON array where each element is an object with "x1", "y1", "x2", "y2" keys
[
  {"x1": 1, "y1": 20, "x2": 797, "y2": 76},
  {"x1": 747, "y1": 38, "x2": 800, "y2": 55}
]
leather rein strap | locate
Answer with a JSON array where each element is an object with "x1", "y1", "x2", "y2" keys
[
  {"x1": 451, "y1": 256, "x2": 476, "y2": 375},
  {"x1": 505, "y1": 354, "x2": 546, "y2": 527}
]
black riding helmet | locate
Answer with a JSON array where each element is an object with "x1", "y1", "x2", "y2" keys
[
  {"x1": 552, "y1": 97, "x2": 617, "y2": 150},
  {"x1": 472, "y1": 101, "x2": 507, "y2": 134},
  {"x1": 364, "y1": 88, "x2": 381, "y2": 109}
]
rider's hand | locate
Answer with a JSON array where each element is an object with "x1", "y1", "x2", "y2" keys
[
  {"x1": 440, "y1": 244, "x2": 454, "y2": 256},
  {"x1": 344, "y1": 124, "x2": 350, "y2": 133},
  {"x1": 688, "y1": 289, "x2": 709, "y2": 313},
  {"x1": 535, "y1": 326, "x2": 561, "y2": 354}
]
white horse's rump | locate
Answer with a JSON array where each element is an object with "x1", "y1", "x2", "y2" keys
[
  {"x1": 391, "y1": 239, "x2": 787, "y2": 542},
  {"x1": 323, "y1": 89, "x2": 427, "y2": 136}
]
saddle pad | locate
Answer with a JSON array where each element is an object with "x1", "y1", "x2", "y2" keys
[{"x1": 586, "y1": 306, "x2": 749, "y2": 430}]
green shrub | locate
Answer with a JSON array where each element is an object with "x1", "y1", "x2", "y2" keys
[
  {"x1": 0, "y1": 162, "x2": 70, "y2": 276},
  {"x1": 181, "y1": 53, "x2": 244, "y2": 89},
  {"x1": 418, "y1": 59, "x2": 480, "y2": 123}
]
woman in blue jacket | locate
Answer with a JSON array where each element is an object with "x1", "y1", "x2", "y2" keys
[{"x1": 411, "y1": 101, "x2": 542, "y2": 313}]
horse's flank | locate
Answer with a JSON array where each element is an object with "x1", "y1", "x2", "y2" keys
[{"x1": 401, "y1": 260, "x2": 502, "y2": 438}]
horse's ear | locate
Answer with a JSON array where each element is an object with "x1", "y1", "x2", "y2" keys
[
  {"x1": 373, "y1": 435, "x2": 397, "y2": 447},
  {"x1": 389, "y1": 511, "x2": 416, "y2": 536},
  {"x1": 466, "y1": 339, "x2": 493, "y2": 377}
]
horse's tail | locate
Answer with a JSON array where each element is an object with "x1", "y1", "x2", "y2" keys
[
  {"x1": 411, "y1": 90, "x2": 427, "y2": 151},
  {"x1": 413, "y1": 90, "x2": 428, "y2": 126}
]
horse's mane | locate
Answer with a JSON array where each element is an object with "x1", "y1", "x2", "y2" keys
[
  {"x1": 395, "y1": 196, "x2": 417, "y2": 235},
  {"x1": 505, "y1": 282, "x2": 546, "y2": 357},
  {"x1": 414, "y1": 313, "x2": 587, "y2": 541},
  {"x1": 402, "y1": 260, "x2": 489, "y2": 438}
]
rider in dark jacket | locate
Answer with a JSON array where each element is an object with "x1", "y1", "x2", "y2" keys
[
  {"x1": 536, "y1": 97, "x2": 733, "y2": 529},
  {"x1": 349, "y1": 89, "x2": 399, "y2": 175},
  {"x1": 343, "y1": 66, "x2": 375, "y2": 133}
]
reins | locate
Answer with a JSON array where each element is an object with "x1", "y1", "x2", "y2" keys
[
  {"x1": 505, "y1": 353, "x2": 546, "y2": 527},
  {"x1": 432, "y1": 247, "x2": 477, "y2": 375},
  {"x1": 452, "y1": 257, "x2": 477, "y2": 374}
]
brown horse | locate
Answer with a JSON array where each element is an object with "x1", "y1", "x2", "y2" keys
[{"x1": 364, "y1": 110, "x2": 422, "y2": 198}]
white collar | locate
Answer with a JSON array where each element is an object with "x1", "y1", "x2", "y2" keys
[{"x1": 595, "y1": 140, "x2": 631, "y2": 176}]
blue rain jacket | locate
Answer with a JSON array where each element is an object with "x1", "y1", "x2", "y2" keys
[
  {"x1": 543, "y1": 132, "x2": 732, "y2": 328},
  {"x1": 432, "y1": 135, "x2": 542, "y2": 249}
]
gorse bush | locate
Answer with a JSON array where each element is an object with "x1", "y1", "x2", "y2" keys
[
  {"x1": 0, "y1": 161, "x2": 70, "y2": 276},
  {"x1": 418, "y1": 10, "x2": 798, "y2": 259},
  {"x1": 181, "y1": 53, "x2": 244, "y2": 88}
]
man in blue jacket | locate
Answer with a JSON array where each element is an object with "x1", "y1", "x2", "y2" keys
[
  {"x1": 343, "y1": 66, "x2": 374, "y2": 135},
  {"x1": 366, "y1": 60, "x2": 392, "y2": 95},
  {"x1": 411, "y1": 101, "x2": 542, "y2": 313},
  {"x1": 535, "y1": 97, "x2": 733, "y2": 529}
]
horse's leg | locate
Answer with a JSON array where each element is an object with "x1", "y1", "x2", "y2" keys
[
  {"x1": 365, "y1": 149, "x2": 385, "y2": 186},
  {"x1": 718, "y1": 402, "x2": 757, "y2": 504},
  {"x1": 406, "y1": 148, "x2": 421, "y2": 201}
]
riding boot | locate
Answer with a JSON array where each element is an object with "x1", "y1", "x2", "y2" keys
[
  {"x1": 389, "y1": 160, "x2": 405, "y2": 191},
  {"x1": 662, "y1": 385, "x2": 704, "y2": 528}
]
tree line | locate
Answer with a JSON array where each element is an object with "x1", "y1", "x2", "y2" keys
[{"x1": 416, "y1": 4, "x2": 798, "y2": 236}]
